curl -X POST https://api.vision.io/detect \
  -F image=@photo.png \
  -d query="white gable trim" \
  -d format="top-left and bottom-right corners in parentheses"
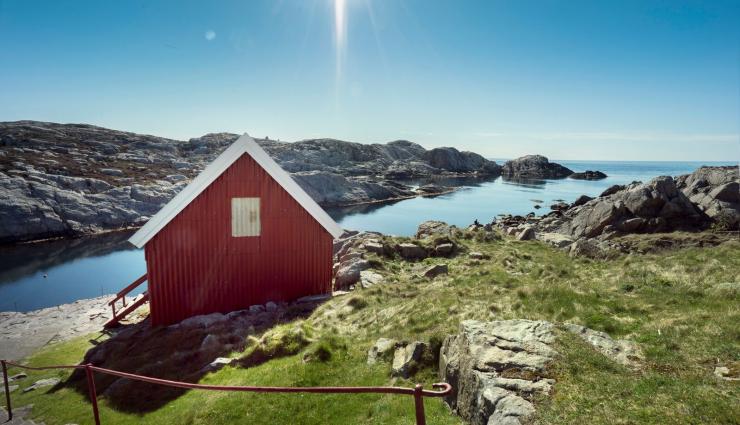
top-left (128, 133), bottom-right (343, 248)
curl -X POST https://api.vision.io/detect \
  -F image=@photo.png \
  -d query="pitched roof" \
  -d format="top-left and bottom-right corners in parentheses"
top-left (128, 134), bottom-right (344, 248)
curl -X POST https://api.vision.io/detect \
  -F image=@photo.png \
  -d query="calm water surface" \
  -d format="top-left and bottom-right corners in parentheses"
top-left (1, 160), bottom-right (735, 311)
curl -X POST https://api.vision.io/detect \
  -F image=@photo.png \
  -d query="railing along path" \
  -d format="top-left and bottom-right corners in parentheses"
top-left (1, 359), bottom-right (451, 425)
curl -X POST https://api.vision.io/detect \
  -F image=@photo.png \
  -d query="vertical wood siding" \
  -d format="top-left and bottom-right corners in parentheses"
top-left (144, 154), bottom-right (334, 326)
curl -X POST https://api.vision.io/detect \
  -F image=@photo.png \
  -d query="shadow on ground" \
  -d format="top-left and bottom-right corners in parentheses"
top-left (58, 299), bottom-right (325, 413)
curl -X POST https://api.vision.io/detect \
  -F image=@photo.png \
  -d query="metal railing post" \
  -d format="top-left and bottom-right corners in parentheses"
top-left (1, 360), bottom-right (12, 421)
top-left (85, 364), bottom-right (101, 425)
top-left (413, 384), bottom-right (426, 425)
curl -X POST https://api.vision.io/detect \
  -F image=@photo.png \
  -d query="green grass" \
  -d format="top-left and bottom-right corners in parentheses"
top-left (4, 232), bottom-right (739, 424)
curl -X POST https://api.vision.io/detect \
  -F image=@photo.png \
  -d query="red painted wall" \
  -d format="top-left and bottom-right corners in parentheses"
top-left (144, 154), bottom-right (334, 326)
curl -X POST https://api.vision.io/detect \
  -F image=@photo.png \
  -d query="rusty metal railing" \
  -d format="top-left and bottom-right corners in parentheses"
top-left (1, 359), bottom-right (451, 425)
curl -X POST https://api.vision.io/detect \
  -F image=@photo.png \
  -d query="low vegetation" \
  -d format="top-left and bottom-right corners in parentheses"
top-left (5, 231), bottom-right (739, 424)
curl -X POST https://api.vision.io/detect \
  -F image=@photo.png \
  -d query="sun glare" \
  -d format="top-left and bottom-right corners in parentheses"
top-left (334, 0), bottom-right (347, 49)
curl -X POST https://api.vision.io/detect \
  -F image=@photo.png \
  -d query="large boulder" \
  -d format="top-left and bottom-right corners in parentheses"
top-left (440, 320), bottom-right (557, 425)
top-left (675, 166), bottom-right (739, 229)
top-left (334, 258), bottom-right (370, 289)
top-left (416, 220), bottom-right (453, 239)
top-left (501, 155), bottom-right (573, 179)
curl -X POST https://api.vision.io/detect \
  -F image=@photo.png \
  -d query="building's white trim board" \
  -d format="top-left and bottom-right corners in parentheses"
top-left (128, 134), bottom-right (343, 248)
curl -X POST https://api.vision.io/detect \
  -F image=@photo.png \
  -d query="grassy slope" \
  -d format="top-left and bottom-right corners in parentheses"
top-left (4, 232), bottom-right (739, 425)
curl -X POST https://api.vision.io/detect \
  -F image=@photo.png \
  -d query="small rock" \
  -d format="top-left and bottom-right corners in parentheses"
top-left (572, 194), bottom-right (593, 207)
top-left (99, 168), bottom-right (124, 176)
top-left (392, 342), bottom-right (428, 378)
top-left (0, 385), bottom-right (18, 394)
top-left (9, 372), bottom-right (28, 382)
top-left (713, 365), bottom-right (739, 381)
top-left (339, 251), bottom-right (363, 264)
top-left (537, 232), bottom-right (574, 249)
top-left (367, 338), bottom-right (397, 365)
top-left (550, 201), bottom-right (570, 211)
top-left (469, 251), bottom-right (490, 260)
top-left (360, 270), bottom-right (384, 288)
top-left (296, 294), bottom-right (331, 304)
top-left (423, 264), bottom-right (448, 279)
top-left (208, 357), bottom-right (234, 370)
top-left (265, 301), bottom-right (278, 312)
top-left (569, 238), bottom-right (603, 258)
top-left (249, 304), bottom-right (265, 314)
top-left (517, 227), bottom-right (535, 241)
top-left (434, 243), bottom-right (454, 256)
top-left (22, 377), bottom-right (61, 393)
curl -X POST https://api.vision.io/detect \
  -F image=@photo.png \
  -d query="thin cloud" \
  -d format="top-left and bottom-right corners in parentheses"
top-left (205, 30), bottom-right (216, 41)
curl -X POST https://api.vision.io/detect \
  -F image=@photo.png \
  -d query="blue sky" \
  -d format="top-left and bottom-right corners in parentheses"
top-left (1, 0), bottom-right (738, 160)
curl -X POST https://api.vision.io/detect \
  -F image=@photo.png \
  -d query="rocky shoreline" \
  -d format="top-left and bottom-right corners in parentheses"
top-left (1, 121), bottom-right (509, 244)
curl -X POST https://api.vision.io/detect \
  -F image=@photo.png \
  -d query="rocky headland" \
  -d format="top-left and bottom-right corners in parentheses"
top-left (494, 165), bottom-right (739, 257)
top-left (0, 121), bottom-right (504, 244)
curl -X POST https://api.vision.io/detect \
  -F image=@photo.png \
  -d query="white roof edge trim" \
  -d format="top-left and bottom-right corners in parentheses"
top-left (242, 135), bottom-right (344, 239)
top-left (128, 133), bottom-right (343, 248)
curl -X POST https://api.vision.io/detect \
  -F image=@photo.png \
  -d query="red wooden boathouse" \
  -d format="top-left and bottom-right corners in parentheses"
top-left (112, 134), bottom-right (343, 326)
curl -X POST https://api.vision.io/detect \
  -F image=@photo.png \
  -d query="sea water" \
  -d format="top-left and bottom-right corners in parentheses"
top-left (0, 160), bottom-right (735, 311)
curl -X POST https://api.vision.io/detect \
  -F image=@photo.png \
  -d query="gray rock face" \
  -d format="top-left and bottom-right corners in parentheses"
top-left (675, 166), bottom-right (739, 229)
top-left (502, 155), bottom-right (573, 179)
top-left (0, 121), bottom-right (500, 243)
top-left (392, 341), bottom-right (429, 378)
top-left (440, 320), bottom-right (557, 425)
top-left (542, 176), bottom-right (708, 239)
